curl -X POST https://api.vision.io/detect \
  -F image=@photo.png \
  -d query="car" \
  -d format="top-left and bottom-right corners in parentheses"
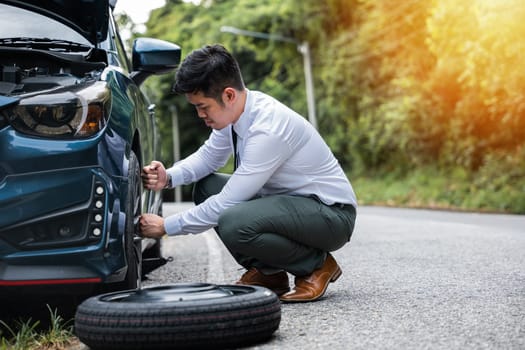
top-left (0, 0), bottom-right (181, 296)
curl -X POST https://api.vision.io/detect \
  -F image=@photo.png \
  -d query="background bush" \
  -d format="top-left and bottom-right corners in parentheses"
top-left (118, 0), bottom-right (525, 213)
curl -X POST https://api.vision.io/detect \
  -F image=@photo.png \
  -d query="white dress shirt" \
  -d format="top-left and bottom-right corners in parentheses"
top-left (164, 90), bottom-right (357, 235)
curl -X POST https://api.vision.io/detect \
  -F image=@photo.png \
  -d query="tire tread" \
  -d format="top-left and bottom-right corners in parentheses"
top-left (75, 284), bottom-right (281, 349)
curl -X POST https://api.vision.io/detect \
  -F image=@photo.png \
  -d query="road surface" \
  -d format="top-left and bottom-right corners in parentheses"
top-left (142, 203), bottom-right (525, 350)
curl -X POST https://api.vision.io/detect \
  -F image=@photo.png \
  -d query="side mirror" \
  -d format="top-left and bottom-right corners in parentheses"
top-left (130, 38), bottom-right (181, 85)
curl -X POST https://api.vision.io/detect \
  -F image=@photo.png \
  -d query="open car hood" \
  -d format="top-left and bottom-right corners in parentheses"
top-left (0, 0), bottom-right (110, 45)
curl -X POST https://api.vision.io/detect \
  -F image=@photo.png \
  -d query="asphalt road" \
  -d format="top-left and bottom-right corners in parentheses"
top-left (143, 203), bottom-right (525, 350)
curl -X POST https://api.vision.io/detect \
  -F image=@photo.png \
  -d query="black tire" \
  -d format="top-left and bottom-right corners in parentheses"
top-left (75, 283), bottom-right (281, 350)
top-left (110, 151), bottom-right (142, 291)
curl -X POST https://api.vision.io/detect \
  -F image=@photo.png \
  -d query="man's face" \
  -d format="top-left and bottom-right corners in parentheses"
top-left (186, 90), bottom-right (236, 130)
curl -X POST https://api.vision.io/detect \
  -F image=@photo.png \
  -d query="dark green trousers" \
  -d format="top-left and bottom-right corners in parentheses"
top-left (193, 173), bottom-right (356, 276)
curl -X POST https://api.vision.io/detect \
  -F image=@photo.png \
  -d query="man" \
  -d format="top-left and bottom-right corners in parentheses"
top-left (140, 44), bottom-right (357, 302)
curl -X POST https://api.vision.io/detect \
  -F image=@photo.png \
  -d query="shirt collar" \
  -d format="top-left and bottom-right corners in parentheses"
top-left (232, 89), bottom-right (252, 138)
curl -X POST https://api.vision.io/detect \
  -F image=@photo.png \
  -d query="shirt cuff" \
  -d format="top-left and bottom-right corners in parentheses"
top-left (164, 214), bottom-right (183, 236)
top-left (166, 167), bottom-right (185, 187)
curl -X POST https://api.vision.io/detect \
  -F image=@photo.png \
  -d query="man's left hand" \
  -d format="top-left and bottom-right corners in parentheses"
top-left (139, 214), bottom-right (166, 239)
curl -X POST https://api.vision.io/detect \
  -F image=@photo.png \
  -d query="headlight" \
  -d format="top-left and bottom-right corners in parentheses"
top-left (4, 82), bottom-right (110, 138)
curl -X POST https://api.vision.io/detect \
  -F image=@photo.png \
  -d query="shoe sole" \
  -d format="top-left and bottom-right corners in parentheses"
top-left (280, 266), bottom-right (342, 303)
top-left (236, 282), bottom-right (290, 296)
top-left (273, 287), bottom-right (291, 296)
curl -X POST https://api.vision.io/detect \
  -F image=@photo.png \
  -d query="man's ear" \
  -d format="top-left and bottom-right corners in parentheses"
top-left (222, 87), bottom-right (236, 104)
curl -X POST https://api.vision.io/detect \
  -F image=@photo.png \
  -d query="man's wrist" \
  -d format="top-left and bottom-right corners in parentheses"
top-left (164, 173), bottom-right (172, 189)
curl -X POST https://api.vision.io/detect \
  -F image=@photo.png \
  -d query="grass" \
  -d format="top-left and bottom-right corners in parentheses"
top-left (0, 305), bottom-right (77, 350)
top-left (351, 165), bottom-right (525, 214)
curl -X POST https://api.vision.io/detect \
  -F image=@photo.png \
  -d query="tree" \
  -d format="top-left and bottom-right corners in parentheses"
top-left (138, 0), bottom-right (525, 204)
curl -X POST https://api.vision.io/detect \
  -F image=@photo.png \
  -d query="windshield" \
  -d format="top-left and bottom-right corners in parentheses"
top-left (0, 4), bottom-right (91, 47)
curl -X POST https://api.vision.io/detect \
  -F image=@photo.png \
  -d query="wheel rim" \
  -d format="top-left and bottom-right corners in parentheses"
top-left (99, 283), bottom-right (247, 303)
top-left (132, 156), bottom-right (142, 230)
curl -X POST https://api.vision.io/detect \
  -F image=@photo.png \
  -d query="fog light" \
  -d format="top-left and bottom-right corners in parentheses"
top-left (58, 226), bottom-right (72, 237)
top-left (95, 200), bottom-right (103, 208)
top-left (96, 186), bottom-right (104, 195)
top-left (94, 214), bottom-right (103, 222)
top-left (92, 228), bottom-right (101, 236)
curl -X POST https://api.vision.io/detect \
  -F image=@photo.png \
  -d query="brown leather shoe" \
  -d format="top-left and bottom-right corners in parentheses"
top-left (236, 268), bottom-right (290, 296)
top-left (279, 253), bottom-right (342, 302)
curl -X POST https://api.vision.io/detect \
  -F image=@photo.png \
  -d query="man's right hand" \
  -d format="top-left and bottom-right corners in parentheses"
top-left (141, 161), bottom-right (168, 191)
top-left (139, 214), bottom-right (167, 238)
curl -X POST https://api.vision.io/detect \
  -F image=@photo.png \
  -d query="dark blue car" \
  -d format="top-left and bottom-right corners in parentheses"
top-left (0, 0), bottom-right (180, 295)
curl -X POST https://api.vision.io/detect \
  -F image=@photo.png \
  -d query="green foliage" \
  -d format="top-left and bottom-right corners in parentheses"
top-left (35, 305), bottom-right (74, 348)
top-left (129, 0), bottom-right (524, 210)
top-left (353, 162), bottom-right (525, 214)
top-left (0, 318), bottom-right (39, 350)
top-left (0, 306), bottom-right (74, 350)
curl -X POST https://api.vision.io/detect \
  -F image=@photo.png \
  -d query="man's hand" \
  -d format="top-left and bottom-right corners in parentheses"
top-left (139, 214), bottom-right (166, 239)
top-left (141, 161), bottom-right (168, 191)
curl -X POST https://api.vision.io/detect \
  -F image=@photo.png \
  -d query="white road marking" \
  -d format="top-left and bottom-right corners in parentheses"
top-left (203, 229), bottom-right (225, 284)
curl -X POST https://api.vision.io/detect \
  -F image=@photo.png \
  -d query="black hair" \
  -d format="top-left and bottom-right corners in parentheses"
top-left (172, 44), bottom-right (245, 103)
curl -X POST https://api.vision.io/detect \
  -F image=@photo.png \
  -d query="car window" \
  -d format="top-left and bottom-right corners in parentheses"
top-left (0, 4), bottom-right (91, 46)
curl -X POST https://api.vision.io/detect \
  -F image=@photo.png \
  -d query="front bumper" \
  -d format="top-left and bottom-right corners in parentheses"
top-left (0, 167), bottom-right (127, 286)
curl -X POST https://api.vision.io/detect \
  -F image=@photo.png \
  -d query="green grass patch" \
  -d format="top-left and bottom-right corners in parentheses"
top-left (351, 165), bottom-right (525, 214)
top-left (0, 306), bottom-right (76, 350)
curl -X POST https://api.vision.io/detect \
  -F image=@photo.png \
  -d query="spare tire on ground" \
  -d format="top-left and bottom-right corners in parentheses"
top-left (74, 283), bottom-right (281, 350)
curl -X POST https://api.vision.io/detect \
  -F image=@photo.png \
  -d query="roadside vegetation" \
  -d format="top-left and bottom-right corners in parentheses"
top-left (117, 0), bottom-right (524, 214)
top-left (0, 306), bottom-right (77, 350)
top-left (353, 163), bottom-right (525, 214)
